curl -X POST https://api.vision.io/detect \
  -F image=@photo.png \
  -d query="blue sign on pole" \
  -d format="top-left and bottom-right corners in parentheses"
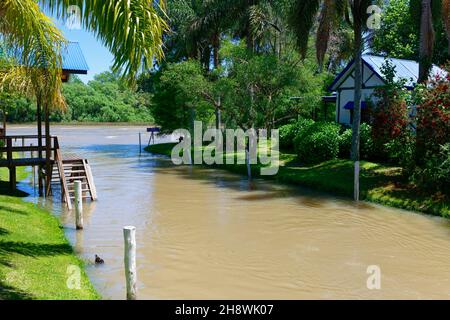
top-left (147, 127), bottom-right (161, 133)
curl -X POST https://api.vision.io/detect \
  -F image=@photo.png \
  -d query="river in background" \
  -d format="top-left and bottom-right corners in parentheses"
top-left (8, 125), bottom-right (450, 300)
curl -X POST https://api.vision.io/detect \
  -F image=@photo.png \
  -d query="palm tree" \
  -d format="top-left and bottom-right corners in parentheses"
top-left (0, 0), bottom-right (169, 108)
top-left (444, 0), bottom-right (450, 55)
top-left (412, 0), bottom-right (450, 82)
top-left (288, 0), bottom-right (374, 201)
top-left (418, 0), bottom-right (436, 83)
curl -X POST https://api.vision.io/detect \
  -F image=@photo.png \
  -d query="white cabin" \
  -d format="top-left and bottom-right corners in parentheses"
top-left (329, 55), bottom-right (446, 126)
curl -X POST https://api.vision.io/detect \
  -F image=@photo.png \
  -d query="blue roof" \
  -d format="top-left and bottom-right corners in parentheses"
top-left (330, 55), bottom-right (446, 91)
top-left (61, 42), bottom-right (89, 74)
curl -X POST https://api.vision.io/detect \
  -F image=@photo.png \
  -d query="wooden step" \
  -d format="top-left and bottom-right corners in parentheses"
top-left (69, 195), bottom-right (92, 199)
top-left (65, 176), bottom-right (87, 181)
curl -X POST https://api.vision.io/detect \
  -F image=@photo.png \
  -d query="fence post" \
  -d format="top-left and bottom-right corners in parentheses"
top-left (123, 226), bottom-right (137, 300)
top-left (74, 181), bottom-right (83, 230)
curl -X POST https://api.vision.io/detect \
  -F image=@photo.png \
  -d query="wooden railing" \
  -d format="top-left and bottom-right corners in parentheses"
top-left (0, 135), bottom-right (59, 165)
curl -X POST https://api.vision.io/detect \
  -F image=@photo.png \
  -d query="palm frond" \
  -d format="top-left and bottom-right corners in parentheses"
top-left (42, 0), bottom-right (170, 82)
top-left (287, 0), bottom-right (321, 59)
top-left (316, 0), bottom-right (336, 71)
top-left (0, 0), bottom-right (65, 108)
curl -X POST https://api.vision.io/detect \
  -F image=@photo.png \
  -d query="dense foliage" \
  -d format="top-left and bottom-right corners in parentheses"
top-left (411, 70), bottom-right (450, 193)
top-left (294, 121), bottom-right (341, 164)
top-left (1, 72), bottom-right (154, 123)
top-left (339, 124), bottom-right (374, 161)
top-left (371, 60), bottom-right (410, 159)
top-left (415, 71), bottom-right (450, 161)
top-left (372, 0), bottom-right (449, 66)
top-left (151, 60), bottom-right (213, 132)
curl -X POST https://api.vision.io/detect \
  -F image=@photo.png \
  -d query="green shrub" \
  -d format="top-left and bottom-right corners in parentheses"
top-left (295, 121), bottom-right (340, 164)
top-left (384, 131), bottom-right (415, 169)
top-left (279, 118), bottom-right (315, 151)
top-left (339, 123), bottom-right (374, 160)
top-left (412, 143), bottom-right (450, 195)
top-left (279, 123), bottom-right (296, 151)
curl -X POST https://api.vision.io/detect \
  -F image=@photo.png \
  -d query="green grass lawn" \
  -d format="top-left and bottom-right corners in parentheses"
top-left (0, 167), bottom-right (100, 300)
top-left (145, 143), bottom-right (450, 218)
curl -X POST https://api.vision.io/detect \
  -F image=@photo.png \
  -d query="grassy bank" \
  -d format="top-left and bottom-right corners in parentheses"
top-left (0, 168), bottom-right (100, 300)
top-left (145, 143), bottom-right (450, 218)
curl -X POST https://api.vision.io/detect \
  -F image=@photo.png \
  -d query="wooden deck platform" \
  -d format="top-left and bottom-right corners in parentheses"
top-left (1, 135), bottom-right (97, 209)
top-left (0, 157), bottom-right (48, 167)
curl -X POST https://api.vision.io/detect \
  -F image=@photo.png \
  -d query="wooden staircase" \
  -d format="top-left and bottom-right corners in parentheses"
top-left (46, 137), bottom-right (97, 210)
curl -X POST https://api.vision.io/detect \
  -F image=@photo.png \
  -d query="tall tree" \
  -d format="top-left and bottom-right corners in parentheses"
top-left (288, 0), bottom-right (374, 201)
top-left (411, 0), bottom-right (450, 82)
top-left (419, 0), bottom-right (436, 82)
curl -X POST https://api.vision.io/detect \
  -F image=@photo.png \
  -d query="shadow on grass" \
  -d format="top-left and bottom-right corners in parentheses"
top-left (0, 181), bottom-right (28, 198)
top-left (0, 241), bottom-right (72, 300)
top-left (0, 227), bottom-right (9, 236)
top-left (0, 241), bottom-right (72, 259)
top-left (0, 280), bottom-right (34, 300)
top-left (0, 204), bottom-right (32, 216)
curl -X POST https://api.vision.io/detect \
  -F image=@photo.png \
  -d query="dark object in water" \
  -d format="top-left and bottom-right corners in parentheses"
top-left (95, 254), bottom-right (104, 264)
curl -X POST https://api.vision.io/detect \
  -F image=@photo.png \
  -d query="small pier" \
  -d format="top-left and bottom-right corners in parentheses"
top-left (0, 135), bottom-right (97, 210)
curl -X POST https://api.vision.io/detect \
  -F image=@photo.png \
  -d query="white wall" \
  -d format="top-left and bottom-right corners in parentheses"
top-left (335, 63), bottom-right (385, 125)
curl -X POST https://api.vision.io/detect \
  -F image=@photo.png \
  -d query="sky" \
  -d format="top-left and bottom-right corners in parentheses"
top-left (50, 14), bottom-right (114, 83)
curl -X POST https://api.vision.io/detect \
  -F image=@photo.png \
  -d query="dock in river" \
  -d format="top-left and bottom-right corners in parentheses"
top-left (0, 135), bottom-right (97, 210)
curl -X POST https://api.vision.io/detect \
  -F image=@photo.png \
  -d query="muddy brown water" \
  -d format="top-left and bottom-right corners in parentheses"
top-left (8, 125), bottom-right (450, 300)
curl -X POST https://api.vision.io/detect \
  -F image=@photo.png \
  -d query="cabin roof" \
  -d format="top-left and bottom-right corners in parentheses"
top-left (329, 54), bottom-right (446, 91)
top-left (0, 41), bottom-right (88, 75)
top-left (61, 42), bottom-right (89, 74)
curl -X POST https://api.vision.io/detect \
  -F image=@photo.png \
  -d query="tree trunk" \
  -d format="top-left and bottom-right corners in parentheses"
top-left (351, 17), bottom-right (363, 201)
top-left (45, 103), bottom-right (52, 196)
top-left (36, 97), bottom-right (43, 196)
top-left (215, 97), bottom-right (221, 131)
top-left (419, 0), bottom-right (435, 83)
top-left (443, 0), bottom-right (450, 55)
top-left (212, 32), bottom-right (220, 69)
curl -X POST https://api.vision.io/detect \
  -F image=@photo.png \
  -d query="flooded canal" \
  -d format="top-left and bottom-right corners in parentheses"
top-left (9, 125), bottom-right (450, 299)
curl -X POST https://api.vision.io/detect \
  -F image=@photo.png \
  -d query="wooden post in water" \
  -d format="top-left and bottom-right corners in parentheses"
top-left (74, 181), bottom-right (83, 230)
top-left (245, 150), bottom-right (251, 180)
top-left (37, 99), bottom-right (43, 196)
top-left (139, 132), bottom-right (142, 155)
top-left (354, 161), bottom-right (360, 202)
top-left (30, 143), bottom-right (35, 187)
top-left (123, 226), bottom-right (137, 300)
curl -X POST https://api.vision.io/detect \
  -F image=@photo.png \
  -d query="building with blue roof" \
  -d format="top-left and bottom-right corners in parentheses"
top-left (61, 42), bottom-right (89, 82)
top-left (328, 55), bottom-right (446, 126)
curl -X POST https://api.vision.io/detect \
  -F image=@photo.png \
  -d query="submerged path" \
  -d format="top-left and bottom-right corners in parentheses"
top-left (9, 125), bottom-right (450, 300)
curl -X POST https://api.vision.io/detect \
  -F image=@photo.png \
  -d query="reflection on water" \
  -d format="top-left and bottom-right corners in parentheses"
top-left (9, 125), bottom-right (450, 300)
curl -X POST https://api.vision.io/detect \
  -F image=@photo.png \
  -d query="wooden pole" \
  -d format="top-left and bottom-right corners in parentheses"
top-left (31, 143), bottom-right (35, 187)
top-left (354, 161), bottom-right (360, 201)
top-left (9, 166), bottom-right (16, 190)
top-left (123, 226), bottom-right (137, 300)
top-left (139, 132), bottom-right (142, 155)
top-left (37, 100), bottom-right (43, 196)
top-left (245, 150), bottom-right (251, 180)
top-left (45, 103), bottom-right (52, 196)
top-left (74, 180), bottom-right (83, 230)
